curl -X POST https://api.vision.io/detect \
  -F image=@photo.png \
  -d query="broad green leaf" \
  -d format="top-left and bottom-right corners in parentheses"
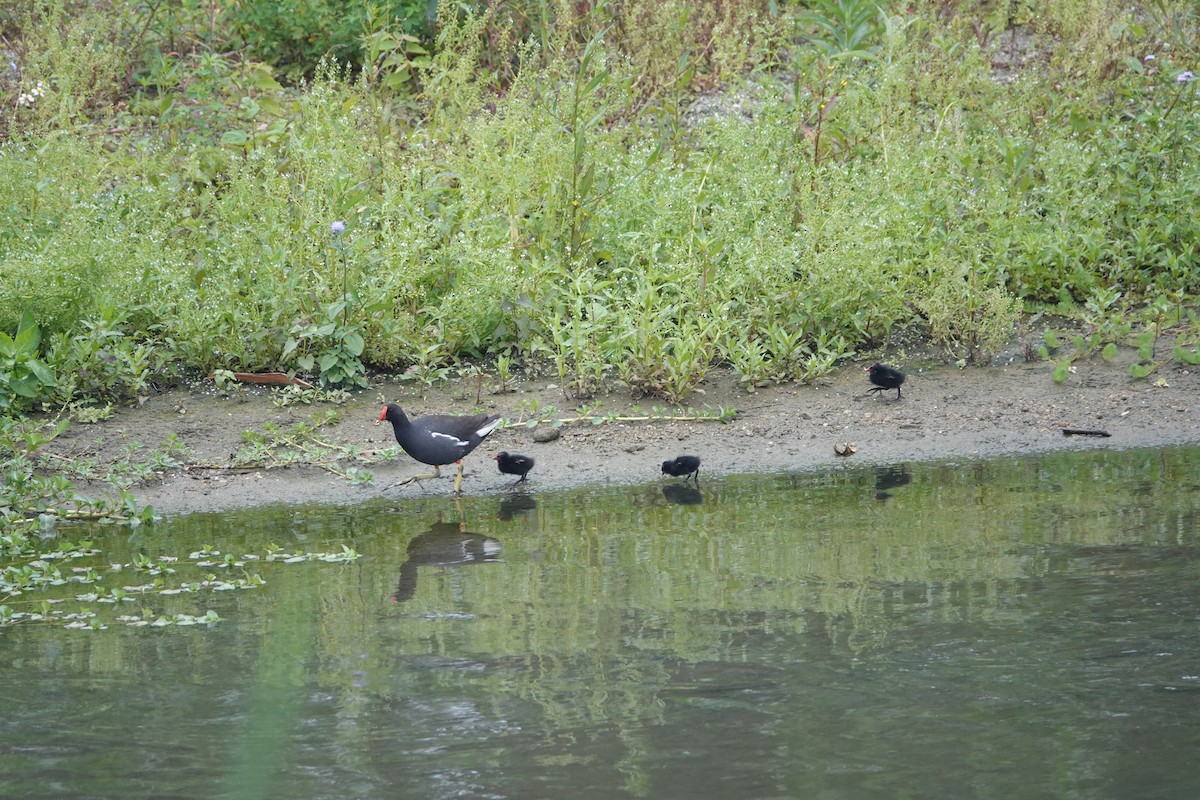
top-left (14, 312), bottom-right (41, 353)
top-left (17, 309), bottom-right (38, 337)
top-left (10, 375), bottom-right (37, 397)
top-left (27, 360), bottom-right (56, 386)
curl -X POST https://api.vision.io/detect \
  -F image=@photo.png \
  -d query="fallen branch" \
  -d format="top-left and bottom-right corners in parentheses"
top-left (183, 464), bottom-right (269, 472)
top-left (1060, 428), bottom-right (1112, 438)
top-left (506, 406), bottom-right (737, 428)
top-left (206, 371), bottom-right (314, 389)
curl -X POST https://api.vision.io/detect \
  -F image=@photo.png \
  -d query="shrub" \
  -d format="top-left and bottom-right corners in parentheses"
top-left (920, 266), bottom-right (1023, 365)
top-left (46, 307), bottom-right (156, 405)
top-left (0, 312), bottom-right (56, 413)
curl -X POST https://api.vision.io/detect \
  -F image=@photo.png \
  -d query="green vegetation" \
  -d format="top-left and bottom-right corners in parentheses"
top-left (0, 410), bottom-right (362, 631)
top-left (2, 1), bottom-right (1199, 544)
top-left (3, 0), bottom-right (1198, 409)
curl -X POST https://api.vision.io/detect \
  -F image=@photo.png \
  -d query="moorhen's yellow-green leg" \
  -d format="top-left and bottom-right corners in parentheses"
top-left (392, 464), bottom-right (441, 489)
top-left (453, 460), bottom-right (464, 494)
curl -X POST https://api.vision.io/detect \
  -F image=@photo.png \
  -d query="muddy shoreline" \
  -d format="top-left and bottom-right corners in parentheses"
top-left (48, 348), bottom-right (1200, 517)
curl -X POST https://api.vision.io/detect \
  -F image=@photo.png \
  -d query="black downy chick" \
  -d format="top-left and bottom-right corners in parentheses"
top-left (661, 455), bottom-right (701, 484)
top-left (866, 364), bottom-right (906, 399)
top-left (494, 451), bottom-right (535, 484)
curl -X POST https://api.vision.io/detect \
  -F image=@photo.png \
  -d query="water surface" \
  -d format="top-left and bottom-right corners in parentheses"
top-left (2, 447), bottom-right (1199, 799)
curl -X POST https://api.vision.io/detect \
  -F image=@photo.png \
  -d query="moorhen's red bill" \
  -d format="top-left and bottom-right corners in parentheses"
top-left (377, 403), bottom-right (501, 492)
top-left (494, 451), bottom-right (534, 484)
top-left (866, 363), bottom-right (906, 399)
top-left (661, 455), bottom-right (701, 484)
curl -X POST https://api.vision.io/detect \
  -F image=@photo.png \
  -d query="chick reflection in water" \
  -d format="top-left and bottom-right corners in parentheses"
top-left (662, 483), bottom-right (703, 505)
top-left (497, 492), bottom-right (537, 521)
top-left (390, 520), bottom-right (503, 604)
top-left (874, 464), bottom-right (912, 501)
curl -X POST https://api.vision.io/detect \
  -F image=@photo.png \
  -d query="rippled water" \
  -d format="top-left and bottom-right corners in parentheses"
top-left (2, 447), bottom-right (1199, 799)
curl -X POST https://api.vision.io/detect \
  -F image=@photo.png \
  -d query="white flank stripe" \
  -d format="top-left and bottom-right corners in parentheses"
top-left (431, 432), bottom-right (469, 447)
top-left (477, 419), bottom-right (501, 437)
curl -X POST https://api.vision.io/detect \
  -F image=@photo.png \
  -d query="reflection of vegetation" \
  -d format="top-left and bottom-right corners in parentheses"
top-left (6, 447), bottom-right (1200, 792)
top-left (385, 448), bottom-right (1200, 658)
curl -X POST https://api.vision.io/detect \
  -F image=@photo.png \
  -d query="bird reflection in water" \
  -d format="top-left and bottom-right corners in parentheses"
top-left (497, 492), bottom-right (537, 521)
top-left (390, 520), bottom-right (502, 604)
top-left (662, 483), bottom-right (703, 505)
top-left (874, 464), bottom-right (912, 501)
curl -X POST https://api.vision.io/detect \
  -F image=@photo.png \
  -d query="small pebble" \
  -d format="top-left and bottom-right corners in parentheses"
top-left (533, 426), bottom-right (561, 443)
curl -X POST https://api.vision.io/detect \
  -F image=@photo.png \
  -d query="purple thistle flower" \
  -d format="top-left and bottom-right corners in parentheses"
top-left (331, 220), bottom-right (347, 235)
top-left (1178, 71), bottom-right (1195, 83)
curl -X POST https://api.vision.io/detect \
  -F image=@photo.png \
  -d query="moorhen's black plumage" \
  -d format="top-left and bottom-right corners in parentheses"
top-left (493, 451), bottom-right (534, 484)
top-left (377, 403), bottom-right (501, 492)
top-left (661, 455), bottom-right (701, 484)
top-left (866, 363), bottom-right (906, 399)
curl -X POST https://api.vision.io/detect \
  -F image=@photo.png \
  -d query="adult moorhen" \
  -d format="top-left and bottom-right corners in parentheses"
top-left (866, 363), bottom-right (906, 399)
top-left (377, 403), bottom-right (501, 493)
top-left (494, 451), bottom-right (535, 484)
top-left (661, 455), bottom-right (701, 484)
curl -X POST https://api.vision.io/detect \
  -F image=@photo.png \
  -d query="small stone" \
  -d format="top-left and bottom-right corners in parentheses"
top-left (533, 426), bottom-right (561, 443)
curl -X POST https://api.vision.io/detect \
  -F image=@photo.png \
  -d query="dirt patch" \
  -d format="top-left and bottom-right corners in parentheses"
top-left (45, 345), bottom-right (1200, 517)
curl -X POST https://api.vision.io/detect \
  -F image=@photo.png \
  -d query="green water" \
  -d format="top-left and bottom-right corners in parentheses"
top-left (2, 447), bottom-right (1199, 799)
